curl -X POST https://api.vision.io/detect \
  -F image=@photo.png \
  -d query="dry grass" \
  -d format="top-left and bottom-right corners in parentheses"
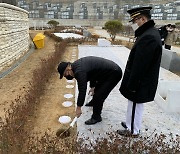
top-left (112, 39), bottom-right (134, 49)
top-left (0, 40), bottom-right (67, 153)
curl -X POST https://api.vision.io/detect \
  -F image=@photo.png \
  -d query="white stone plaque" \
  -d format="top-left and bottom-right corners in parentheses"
top-left (64, 94), bottom-right (73, 99)
top-left (67, 80), bottom-right (74, 83)
top-left (66, 85), bottom-right (74, 89)
top-left (62, 101), bottom-right (73, 107)
top-left (58, 116), bottom-right (71, 124)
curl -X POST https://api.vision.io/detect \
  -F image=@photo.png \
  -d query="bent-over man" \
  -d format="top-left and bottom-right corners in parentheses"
top-left (57, 56), bottom-right (122, 125)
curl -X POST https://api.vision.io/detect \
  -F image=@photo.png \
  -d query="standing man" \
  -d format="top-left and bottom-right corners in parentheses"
top-left (164, 24), bottom-right (176, 50)
top-left (118, 7), bottom-right (162, 137)
top-left (57, 56), bottom-right (122, 125)
top-left (158, 24), bottom-right (170, 45)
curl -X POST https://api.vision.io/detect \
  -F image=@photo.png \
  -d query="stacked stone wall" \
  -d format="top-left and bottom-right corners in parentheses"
top-left (0, 3), bottom-right (29, 71)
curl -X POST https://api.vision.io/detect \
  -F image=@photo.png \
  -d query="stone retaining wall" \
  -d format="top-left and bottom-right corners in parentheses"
top-left (0, 3), bottom-right (29, 71)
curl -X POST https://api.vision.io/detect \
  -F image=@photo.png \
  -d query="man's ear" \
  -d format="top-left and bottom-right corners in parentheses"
top-left (66, 65), bottom-right (72, 70)
top-left (142, 15), bottom-right (148, 23)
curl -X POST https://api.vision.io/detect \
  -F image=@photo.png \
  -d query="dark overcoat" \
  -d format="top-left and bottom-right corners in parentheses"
top-left (120, 20), bottom-right (162, 103)
top-left (72, 56), bottom-right (122, 106)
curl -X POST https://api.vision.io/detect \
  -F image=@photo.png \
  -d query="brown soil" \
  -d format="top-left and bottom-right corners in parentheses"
top-left (0, 30), bottom-right (77, 137)
top-left (28, 44), bottom-right (78, 137)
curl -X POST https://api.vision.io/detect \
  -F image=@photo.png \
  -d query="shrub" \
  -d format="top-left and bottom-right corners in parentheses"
top-left (47, 20), bottom-right (59, 29)
top-left (104, 20), bottom-right (123, 41)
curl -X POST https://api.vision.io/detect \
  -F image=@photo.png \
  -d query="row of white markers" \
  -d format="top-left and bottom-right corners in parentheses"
top-left (58, 50), bottom-right (77, 124)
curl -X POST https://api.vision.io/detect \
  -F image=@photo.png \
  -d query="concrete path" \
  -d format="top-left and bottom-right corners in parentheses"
top-left (88, 28), bottom-right (180, 54)
top-left (76, 45), bottom-right (180, 143)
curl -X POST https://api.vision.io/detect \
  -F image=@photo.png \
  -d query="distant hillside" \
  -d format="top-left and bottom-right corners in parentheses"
top-left (25, 0), bottom-right (79, 3)
top-left (25, 0), bottom-right (174, 5)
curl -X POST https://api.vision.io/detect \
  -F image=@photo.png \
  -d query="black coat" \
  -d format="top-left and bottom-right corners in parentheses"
top-left (158, 25), bottom-right (168, 45)
top-left (158, 25), bottom-right (168, 40)
top-left (72, 56), bottom-right (122, 106)
top-left (120, 20), bottom-right (162, 103)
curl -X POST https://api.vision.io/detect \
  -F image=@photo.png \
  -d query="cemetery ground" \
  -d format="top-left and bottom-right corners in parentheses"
top-left (0, 29), bottom-right (137, 153)
top-left (0, 30), bottom-right (78, 141)
top-left (0, 29), bottom-right (179, 153)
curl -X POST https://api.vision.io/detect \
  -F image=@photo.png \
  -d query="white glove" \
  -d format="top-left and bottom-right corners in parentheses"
top-left (88, 87), bottom-right (95, 96)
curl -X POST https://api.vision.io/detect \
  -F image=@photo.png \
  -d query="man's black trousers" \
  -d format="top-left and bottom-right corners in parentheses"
top-left (91, 69), bottom-right (122, 120)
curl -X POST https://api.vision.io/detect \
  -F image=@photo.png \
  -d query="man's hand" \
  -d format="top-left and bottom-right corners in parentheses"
top-left (76, 106), bottom-right (82, 118)
top-left (88, 87), bottom-right (95, 96)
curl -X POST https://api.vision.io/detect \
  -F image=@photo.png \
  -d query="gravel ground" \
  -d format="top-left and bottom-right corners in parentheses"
top-left (76, 44), bottom-right (180, 143)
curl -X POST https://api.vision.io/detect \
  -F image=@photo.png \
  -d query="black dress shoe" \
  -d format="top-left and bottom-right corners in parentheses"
top-left (117, 129), bottom-right (139, 138)
top-left (85, 118), bottom-right (102, 125)
top-left (85, 102), bottom-right (93, 107)
top-left (121, 121), bottom-right (128, 129)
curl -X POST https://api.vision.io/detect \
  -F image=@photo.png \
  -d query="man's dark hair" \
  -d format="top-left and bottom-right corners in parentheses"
top-left (167, 24), bottom-right (172, 27)
top-left (142, 13), bottom-right (151, 20)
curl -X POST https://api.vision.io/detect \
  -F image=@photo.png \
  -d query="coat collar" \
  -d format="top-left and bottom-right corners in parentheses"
top-left (135, 20), bottom-right (155, 37)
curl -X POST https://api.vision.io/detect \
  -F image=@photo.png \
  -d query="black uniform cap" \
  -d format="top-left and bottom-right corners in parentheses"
top-left (57, 62), bottom-right (69, 79)
top-left (127, 6), bottom-right (152, 22)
